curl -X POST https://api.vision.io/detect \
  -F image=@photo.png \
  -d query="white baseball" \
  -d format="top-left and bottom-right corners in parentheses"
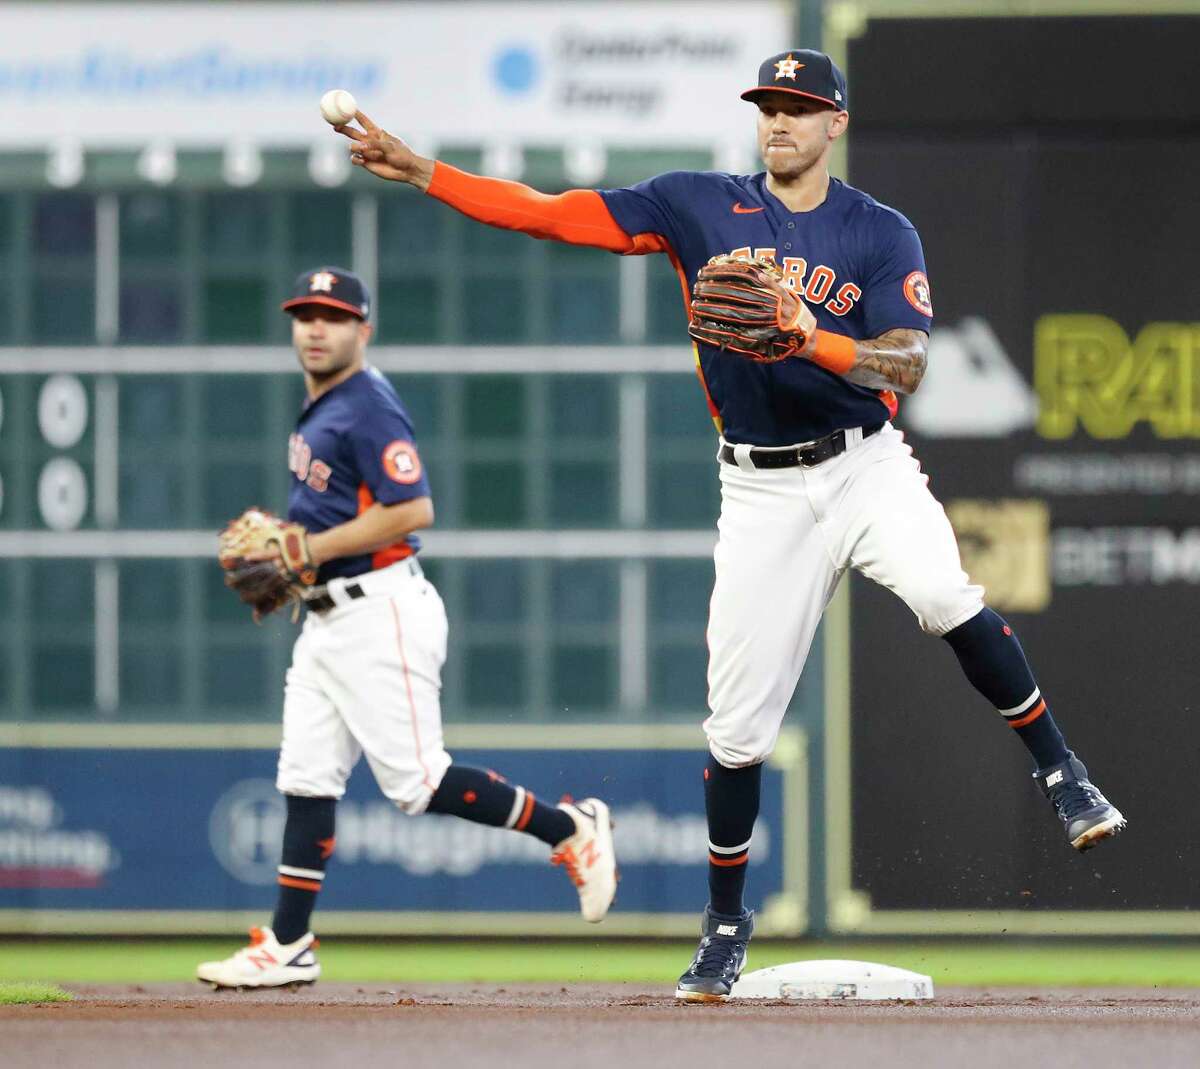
top-left (319, 89), bottom-right (358, 126)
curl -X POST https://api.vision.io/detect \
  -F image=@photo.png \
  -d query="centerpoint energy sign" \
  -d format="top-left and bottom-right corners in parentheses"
top-left (0, 1), bottom-right (787, 148)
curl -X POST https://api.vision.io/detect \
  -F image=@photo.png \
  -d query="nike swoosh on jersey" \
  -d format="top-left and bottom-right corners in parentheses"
top-left (731, 203), bottom-right (766, 214)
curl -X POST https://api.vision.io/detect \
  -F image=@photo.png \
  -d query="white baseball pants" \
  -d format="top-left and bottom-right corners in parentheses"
top-left (276, 559), bottom-right (453, 814)
top-left (704, 423), bottom-right (984, 768)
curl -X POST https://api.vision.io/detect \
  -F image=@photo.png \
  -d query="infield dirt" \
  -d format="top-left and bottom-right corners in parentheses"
top-left (3, 984), bottom-right (1199, 1068)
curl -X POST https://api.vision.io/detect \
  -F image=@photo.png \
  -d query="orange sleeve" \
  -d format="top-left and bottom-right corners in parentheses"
top-left (426, 161), bottom-right (668, 255)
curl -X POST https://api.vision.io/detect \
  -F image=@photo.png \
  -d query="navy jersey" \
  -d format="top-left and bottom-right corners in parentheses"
top-left (598, 171), bottom-right (933, 446)
top-left (287, 366), bottom-right (431, 582)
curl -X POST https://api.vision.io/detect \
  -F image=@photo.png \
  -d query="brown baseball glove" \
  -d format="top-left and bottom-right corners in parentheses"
top-left (688, 254), bottom-right (817, 362)
top-left (217, 508), bottom-right (318, 622)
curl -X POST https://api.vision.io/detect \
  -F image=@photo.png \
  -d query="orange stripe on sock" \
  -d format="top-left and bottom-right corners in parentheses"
top-left (1009, 699), bottom-right (1047, 729)
top-left (709, 852), bottom-right (749, 867)
top-left (515, 791), bottom-right (536, 831)
top-left (278, 876), bottom-right (323, 892)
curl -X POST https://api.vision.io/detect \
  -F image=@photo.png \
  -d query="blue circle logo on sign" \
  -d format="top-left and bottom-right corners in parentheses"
top-left (493, 46), bottom-right (538, 95)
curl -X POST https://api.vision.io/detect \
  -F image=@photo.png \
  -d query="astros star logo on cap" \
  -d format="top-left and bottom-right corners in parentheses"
top-left (309, 271), bottom-right (337, 293)
top-left (773, 54), bottom-right (804, 80)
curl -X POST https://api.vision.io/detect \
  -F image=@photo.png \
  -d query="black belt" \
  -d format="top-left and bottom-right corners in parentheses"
top-left (304, 558), bottom-right (422, 614)
top-left (304, 582), bottom-right (365, 614)
top-left (719, 423), bottom-right (883, 470)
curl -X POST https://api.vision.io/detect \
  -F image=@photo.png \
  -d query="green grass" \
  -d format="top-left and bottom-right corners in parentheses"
top-left (0, 981), bottom-right (74, 1005)
top-left (1, 940), bottom-right (1198, 987)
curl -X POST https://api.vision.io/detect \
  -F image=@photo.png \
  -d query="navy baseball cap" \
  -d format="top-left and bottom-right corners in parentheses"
top-left (281, 266), bottom-right (371, 320)
top-left (741, 49), bottom-right (847, 111)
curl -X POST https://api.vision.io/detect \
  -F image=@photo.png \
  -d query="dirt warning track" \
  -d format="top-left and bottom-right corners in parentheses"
top-left (3, 984), bottom-right (1198, 1069)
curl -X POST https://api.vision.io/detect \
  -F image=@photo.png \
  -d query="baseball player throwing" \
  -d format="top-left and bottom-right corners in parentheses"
top-left (197, 268), bottom-right (617, 990)
top-left (336, 48), bottom-right (1125, 1001)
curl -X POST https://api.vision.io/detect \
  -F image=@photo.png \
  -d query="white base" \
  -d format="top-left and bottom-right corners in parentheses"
top-left (730, 959), bottom-right (934, 1001)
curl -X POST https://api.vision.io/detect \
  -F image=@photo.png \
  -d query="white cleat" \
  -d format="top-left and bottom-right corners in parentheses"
top-left (552, 798), bottom-right (618, 923)
top-left (196, 927), bottom-right (320, 990)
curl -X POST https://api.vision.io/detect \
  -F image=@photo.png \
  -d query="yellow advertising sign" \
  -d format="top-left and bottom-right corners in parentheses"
top-left (1035, 315), bottom-right (1200, 439)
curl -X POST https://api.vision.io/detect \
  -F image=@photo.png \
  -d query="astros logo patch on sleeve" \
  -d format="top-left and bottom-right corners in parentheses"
top-left (382, 439), bottom-right (422, 484)
top-left (903, 271), bottom-right (933, 316)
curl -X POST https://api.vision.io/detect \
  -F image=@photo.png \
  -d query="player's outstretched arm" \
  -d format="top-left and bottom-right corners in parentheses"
top-left (841, 328), bottom-right (928, 394)
top-left (334, 111), bottom-right (659, 254)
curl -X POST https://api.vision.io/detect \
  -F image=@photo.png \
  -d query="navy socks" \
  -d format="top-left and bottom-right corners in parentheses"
top-left (271, 794), bottom-right (336, 945)
top-left (704, 756), bottom-right (761, 917)
top-left (942, 607), bottom-right (1069, 769)
top-left (427, 764), bottom-right (576, 847)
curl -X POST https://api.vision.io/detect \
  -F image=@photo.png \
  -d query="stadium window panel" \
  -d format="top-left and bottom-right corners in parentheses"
top-left (119, 278), bottom-right (184, 342)
top-left (0, 194), bottom-right (11, 342)
top-left (120, 377), bottom-right (184, 445)
top-left (203, 462), bottom-right (268, 529)
top-left (119, 192), bottom-right (182, 258)
top-left (204, 191), bottom-right (272, 257)
top-left (0, 192), bottom-right (11, 252)
top-left (464, 643), bottom-right (528, 710)
top-left (119, 458), bottom-right (186, 529)
top-left (31, 644), bottom-right (93, 711)
top-left (32, 273), bottom-right (94, 342)
top-left (551, 643), bottom-right (616, 713)
top-left (645, 255), bottom-right (689, 343)
top-left (120, 642), bottom-right (183, 708)
top-left (32, 194), bottom-right (96, 341)
top-left (462, 274), bottom-right (526, 342)
top-left (464, 376), bottom-right (526, 439)
top-left (202, 276), bottom-right (270, 343)
top-left (377, 190), bottom-right (443, 266)
top-left (201, 376), bottom-right (270, 441)
top-left (119, 560), bottom-right (184, 628)
top-left (647, 459), bottom-right (720, 528)
top-left (375, 277), bottom-right (440, 343)
top-left (548, 459), bottom-right (615, 526)
top-left (550, 561), bottom-right (618, 624)
top-left (548, 376), bottom-right (617, 439)
top-left (464, 559), bottom-right (525, 625)
top-left (647, 378), bottom-right (713, 441)
top-left (648, 559), bottom-right (713, 625)
top-left (286, 192), bottom-right (352, 265)
top-left (548, 276), bottom-right (619, 344)
top-left (202, 643), bottom-right (269, 708)
top-left (31, 560), bottom-right (93, 626)
top-left (650, 642), bottom-right (708, 713)
top-left (34, 192), bottom-right (95, 255)
top-left (462, 461), bottom-right (526, 527)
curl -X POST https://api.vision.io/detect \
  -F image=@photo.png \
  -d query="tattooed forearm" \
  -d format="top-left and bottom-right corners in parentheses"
top-left (843, 328), bottom-right (928, 394)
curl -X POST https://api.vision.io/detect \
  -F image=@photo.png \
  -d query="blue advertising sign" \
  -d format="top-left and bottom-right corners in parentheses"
top-left (0, 727), bottom-right (807, 936)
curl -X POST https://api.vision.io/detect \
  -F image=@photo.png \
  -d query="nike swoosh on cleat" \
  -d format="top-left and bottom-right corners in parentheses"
top-left (732, 204), bottom-right (765, 214)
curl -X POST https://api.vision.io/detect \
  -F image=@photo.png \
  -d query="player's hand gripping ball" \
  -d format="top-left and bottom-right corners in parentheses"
top-left (218, 508), bottom-right (318, 623)
top-left (688, 255), bottom-right (818, 363)
top-left (320, 89), bottom-right (358, 126)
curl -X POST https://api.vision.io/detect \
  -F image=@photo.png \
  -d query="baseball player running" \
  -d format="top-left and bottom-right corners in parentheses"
top-left (335, 47), bottom-right (1125, 1001)
top-left (197, 268), bottom-right (617, 990)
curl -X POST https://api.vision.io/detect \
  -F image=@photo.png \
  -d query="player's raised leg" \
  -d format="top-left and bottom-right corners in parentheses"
top-left (426, 766), bottom-right (617, 922)
top-left (677, 460), bottom-right (839, 1001)
top-left (839, 426), bottom-right (1125, 851)
top-left (323, 578), bottom-right (617, 922)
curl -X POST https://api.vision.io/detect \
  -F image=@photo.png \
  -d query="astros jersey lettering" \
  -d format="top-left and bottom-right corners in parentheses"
top-left (599, 172), bottom-right (933, 445)
top-left (287, 365), bottom-right (429, 581)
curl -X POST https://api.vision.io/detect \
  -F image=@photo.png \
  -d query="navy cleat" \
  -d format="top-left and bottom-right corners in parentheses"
top-left (1035, 752), bottom-right (1126, 851)
top-left (675, 907), bottom-right (754, 1002)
